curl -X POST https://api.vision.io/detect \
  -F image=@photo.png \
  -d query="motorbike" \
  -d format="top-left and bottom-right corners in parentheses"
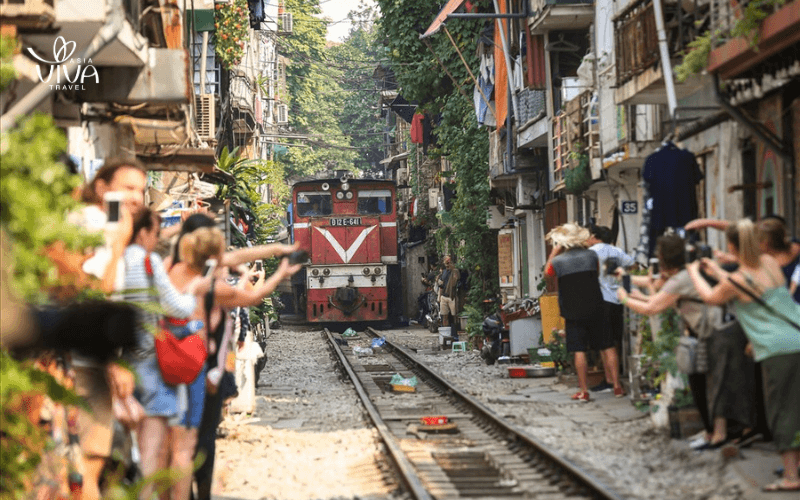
top-left (417, 272), bottom-right (440, 333)
top-left (480, 298), bottom-right (511, 365)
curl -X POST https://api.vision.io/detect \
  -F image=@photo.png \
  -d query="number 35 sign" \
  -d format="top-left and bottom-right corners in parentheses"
top-left (621, 201), bottom-right (638, 214)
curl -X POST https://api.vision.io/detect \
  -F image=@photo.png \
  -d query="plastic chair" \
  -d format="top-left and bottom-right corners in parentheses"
top-left (451, 341), bottom-right (467, 352)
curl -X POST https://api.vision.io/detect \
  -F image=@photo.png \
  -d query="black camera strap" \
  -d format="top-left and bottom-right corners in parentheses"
top-left (727, 277), bottom-right (800, 331)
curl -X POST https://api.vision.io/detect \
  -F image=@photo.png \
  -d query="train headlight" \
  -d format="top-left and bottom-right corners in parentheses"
top-left (311, 269), bottom-right (320, 276)
top-left (362, 267), bottom-right (371, 276)
top-left (345, 191), bottom-right (354, 200)
top-left (374, 267), bottom-right (382, 275)
top-left (341, 182), bottom-right (349, 191)
top-left (336, 191), bottom-right (344, 200)
top-left (322, 268), bottom-right (331, 276)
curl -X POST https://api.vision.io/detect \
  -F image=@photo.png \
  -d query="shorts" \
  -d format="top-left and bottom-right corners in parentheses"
top-left (73, 366), bottom-right (114, 458)
top-left (169, 323), bottom-right (207, 428)
top-left (601, 302), bottom-right (624, 345)
top-left (132, 355), bottom-right (178, 418)
top-left (178, 365), bottom-right (207, 428)
top-left (565, 314), bottom-right (612, 353)
top-left (439, 296), bottom-right (457, 316)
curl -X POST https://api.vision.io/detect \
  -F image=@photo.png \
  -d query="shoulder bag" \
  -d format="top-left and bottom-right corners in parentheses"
top-left (144, 255), bottom-right (208, 386)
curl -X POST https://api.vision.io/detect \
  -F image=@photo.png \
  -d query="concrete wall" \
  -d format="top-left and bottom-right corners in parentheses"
top-left (403, 243), bottom-right (430, 321)
top-left (679, 120), bottom-right (745, 251)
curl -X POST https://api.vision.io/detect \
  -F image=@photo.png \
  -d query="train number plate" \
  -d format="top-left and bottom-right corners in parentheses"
top-left (329, 217), bottom-right (362, 227)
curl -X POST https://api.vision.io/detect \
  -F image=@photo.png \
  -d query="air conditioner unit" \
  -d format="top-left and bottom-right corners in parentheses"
top-left (276, 103), bottom-right (288, 124)
top-left (196, 94), bottom-right (216, 141)
top-left (280, 12), bottom-right (293, 33)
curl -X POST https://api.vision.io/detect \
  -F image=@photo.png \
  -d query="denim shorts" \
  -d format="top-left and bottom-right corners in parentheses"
top-left (132, 354), bottom-right (178, 418)
top-left (169, 323), bottom-right (207, 428)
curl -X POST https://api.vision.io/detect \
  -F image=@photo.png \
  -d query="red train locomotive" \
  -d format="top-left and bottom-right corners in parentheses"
top-left (290, 176), bottom-right (398, 323)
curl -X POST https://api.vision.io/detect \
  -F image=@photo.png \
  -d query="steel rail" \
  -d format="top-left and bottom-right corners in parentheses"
top-left (323, 329), bottom-right (433, 500)
top-left (366, 327), bottom-right (626, 500)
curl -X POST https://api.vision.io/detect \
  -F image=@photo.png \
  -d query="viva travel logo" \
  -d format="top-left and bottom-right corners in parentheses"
top-left (28, 37), bottom-right (99, 90)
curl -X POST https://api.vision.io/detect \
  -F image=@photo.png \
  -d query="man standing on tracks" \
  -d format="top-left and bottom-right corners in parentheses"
top-left (544, 223), bottom-right (607, 402)
top-left (438, 255), bottom-right (460, 339)
top-left (586, 225), bottom-right (629, 397)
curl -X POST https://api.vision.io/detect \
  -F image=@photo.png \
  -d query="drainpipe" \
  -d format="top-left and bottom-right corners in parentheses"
top-left (0, 0), bottom-right (126, 133)
top-left (651, 0), bottom-right (677, 124)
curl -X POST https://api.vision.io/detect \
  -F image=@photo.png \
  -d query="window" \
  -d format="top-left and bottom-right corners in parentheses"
top-left (357, 190), bottom-right (392, 215)
top-left (296, 192), bottom-right (332, 216)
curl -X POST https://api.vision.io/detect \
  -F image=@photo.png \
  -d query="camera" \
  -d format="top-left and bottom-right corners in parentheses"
top-left (605, 257), bottom-right (620, 276)
top-left (685, 232), bottom-right (713, 263)
top-left (288, 250), bottom-right (309, 265)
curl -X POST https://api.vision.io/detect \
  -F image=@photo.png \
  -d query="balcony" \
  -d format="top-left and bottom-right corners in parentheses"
top-left (551, 91), bottom-right (599, 189)
top-left (516, 88), bottom-right (548, 148)
top-left (528, 0), bottom-right (595, 33)
top-left (0, 0), bottom-right (55, 29)
top-left (613, 0), bottom-right (705, 105)
top-left (707, 0), bottom-right (800, 80)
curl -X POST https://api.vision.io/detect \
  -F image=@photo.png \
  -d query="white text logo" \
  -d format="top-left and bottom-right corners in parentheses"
top-left (28, 37), bottom-right (99, 90)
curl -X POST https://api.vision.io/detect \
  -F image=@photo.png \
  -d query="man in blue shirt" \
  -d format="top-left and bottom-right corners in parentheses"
top-left (588, 226), bottom-right (633, 395)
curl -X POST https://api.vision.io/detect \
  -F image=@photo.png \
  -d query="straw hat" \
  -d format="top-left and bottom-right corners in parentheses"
top-left (546, 222), bottom-right (591, 249)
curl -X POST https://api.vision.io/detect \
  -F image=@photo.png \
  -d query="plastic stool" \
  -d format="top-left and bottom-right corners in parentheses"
top-left (451, 341), bottom-right (467, 352)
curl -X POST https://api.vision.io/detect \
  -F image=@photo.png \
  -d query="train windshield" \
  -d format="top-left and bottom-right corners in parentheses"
top-left (296, 192), bottom-right (332, 216)
top-left (357, 190), bottom-right (392, 215)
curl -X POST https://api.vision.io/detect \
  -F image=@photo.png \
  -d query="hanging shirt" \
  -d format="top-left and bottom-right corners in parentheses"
top-left (642, 143), bottom-right (702, 257)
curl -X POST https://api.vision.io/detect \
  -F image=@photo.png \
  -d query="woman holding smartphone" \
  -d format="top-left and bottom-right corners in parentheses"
top-left (164, 221), bottom-right (302, 500)
top-left (616, 234), bottom-right (755, 450)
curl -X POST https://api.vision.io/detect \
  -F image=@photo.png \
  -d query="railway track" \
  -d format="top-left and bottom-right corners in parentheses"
top-left (325, 327), bottom-right (625, 500)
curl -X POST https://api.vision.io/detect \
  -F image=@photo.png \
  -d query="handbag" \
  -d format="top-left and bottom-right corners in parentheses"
top-left (675, 335), bottom-right (700, 374)
top-left (143, 255), bottom-right (207, 385)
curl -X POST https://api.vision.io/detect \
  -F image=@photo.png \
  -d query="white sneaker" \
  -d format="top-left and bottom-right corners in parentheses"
top-left (689, 436), bottom-right (708, 450)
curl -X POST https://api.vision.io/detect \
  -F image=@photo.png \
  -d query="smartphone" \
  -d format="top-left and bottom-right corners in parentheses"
top-left (104, 192), bottom-right (123, 224)
top-left (255, 261), bottom-right (263, 272)
top-left (202, 258), bottom-right (217, 278)
top-left (649, 257), bottom-right (660, 279)
top-left (288, 250), bottom-right (309, 265)
top-left (622, 274), bottom-right (632, 293)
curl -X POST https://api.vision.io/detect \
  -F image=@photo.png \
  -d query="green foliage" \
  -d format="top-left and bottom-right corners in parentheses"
top-left (675, 0), bottom-right (786, 80)
top-left (377, 0), bottom-right (497, 310)
top-left (0, 114), bottom-right (102, 301)
top-left (563, 152), bottom-right (591, 195)
top-left (539, 329), bottom-right (570, 372)
top-left (214, 0), bottom-right (250, 69)
top-left (0, 350), bottom-right (83, 498)
top-left (1, 34), bottom-right (18, 92)
top-left (639, 309), bottom-right (682, 389)
top-left (674, 31), bottom-right (713, 83)
top-left (215, 147), bottom-right (289, 245)
top-left (277, 0), bottom-right (357, 177)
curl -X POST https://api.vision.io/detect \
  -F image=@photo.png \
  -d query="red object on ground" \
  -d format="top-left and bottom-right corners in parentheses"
top-left (421, 416), bottom-right (448, 425)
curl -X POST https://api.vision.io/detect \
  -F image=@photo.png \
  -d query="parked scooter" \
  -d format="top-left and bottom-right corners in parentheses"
top-left (417, 271), bottom-right (440, 333)
top-left (480, 298), bottom-right (511, 365)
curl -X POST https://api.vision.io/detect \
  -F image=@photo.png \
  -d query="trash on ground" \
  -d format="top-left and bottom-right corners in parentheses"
top-left (342, 328), bottom-right (358, 337)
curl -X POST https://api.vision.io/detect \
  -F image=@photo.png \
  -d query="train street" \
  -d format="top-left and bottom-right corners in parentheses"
top-left (2, 0), bottom-right (799, 498)
top-left (210, 324), bottom-right (789, 500)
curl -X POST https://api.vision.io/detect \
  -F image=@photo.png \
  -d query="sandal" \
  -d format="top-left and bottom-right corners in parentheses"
top-left (762, 480), bottom-right (800, 493)
top-left (571, 391), bottom-right (590, 402)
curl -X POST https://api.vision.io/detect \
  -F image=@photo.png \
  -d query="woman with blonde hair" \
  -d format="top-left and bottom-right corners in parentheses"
top-left (687, 219), bottom-right (800, 493)
top-left (162, 223), bottom-right (301, 500)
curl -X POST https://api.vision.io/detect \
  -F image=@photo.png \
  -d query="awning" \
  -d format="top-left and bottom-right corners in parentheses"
top-left (379, 151), bottom-right (410, 165)
top-left (421, 0), bottom-right (467, 39)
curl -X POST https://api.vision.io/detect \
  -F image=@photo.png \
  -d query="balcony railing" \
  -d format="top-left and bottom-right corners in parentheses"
top-left (614, 0), bottom-right (701, 86)
top-left (551, 91), bottom-right (598, 187)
